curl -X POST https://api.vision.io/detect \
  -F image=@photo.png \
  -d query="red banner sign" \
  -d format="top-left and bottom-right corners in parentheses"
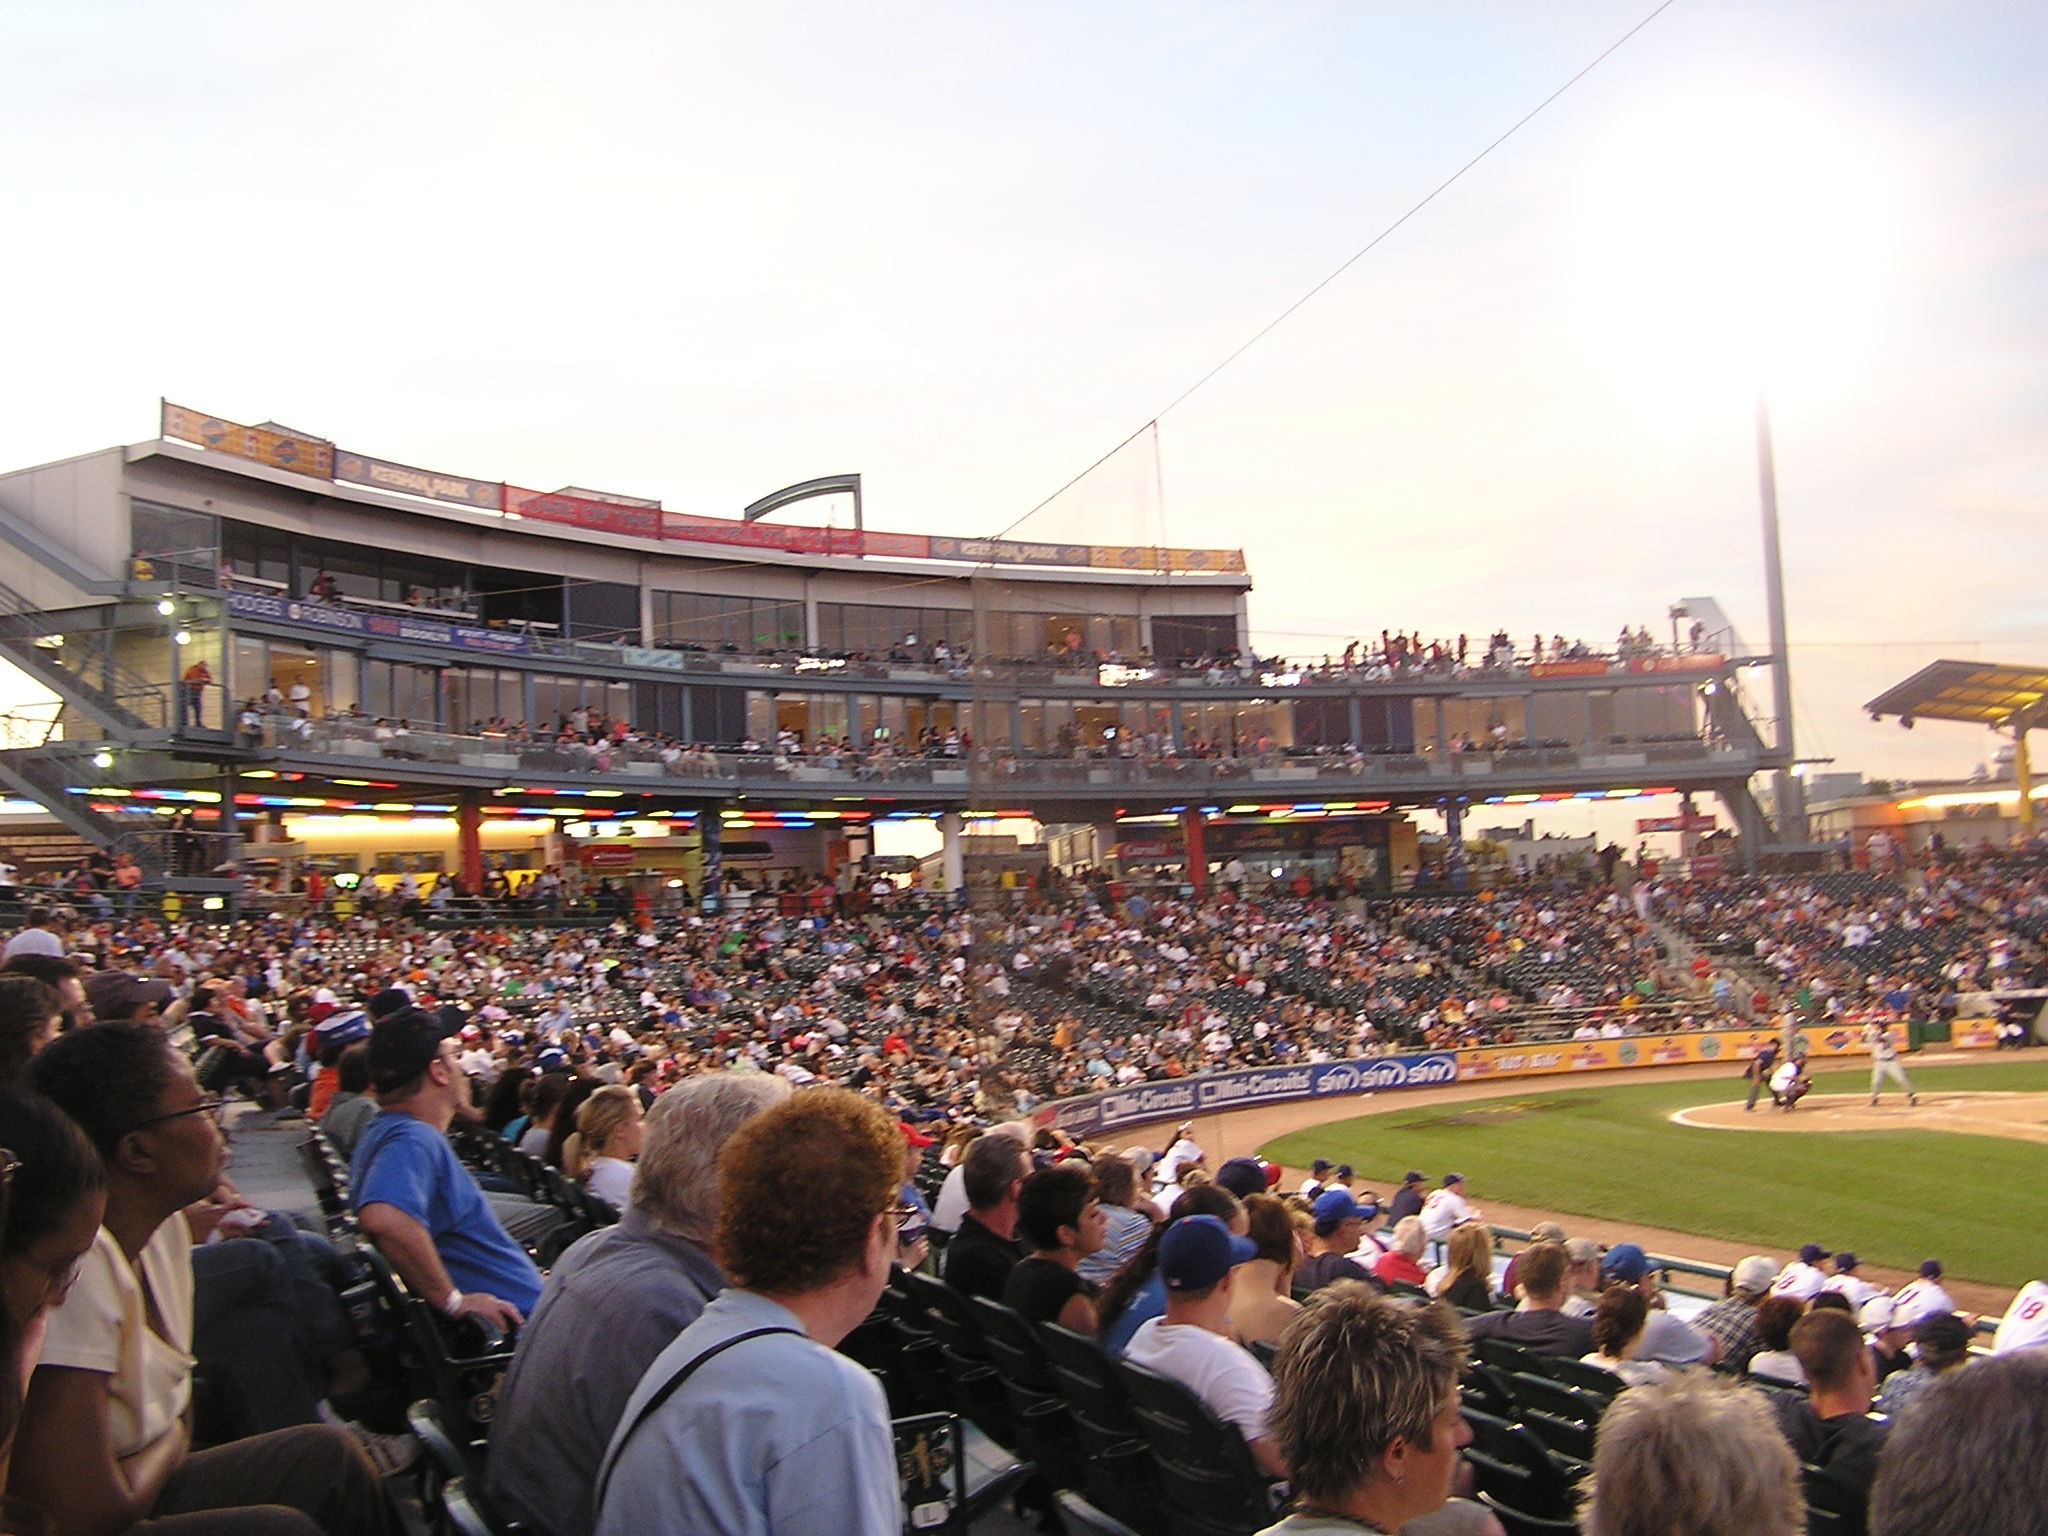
top-left (1530, 660), bottom-right (1610, 678)
top-left (506, 487), bottom-right (664, 541)
top-left (1628, 654), bottom-right (1727, 674)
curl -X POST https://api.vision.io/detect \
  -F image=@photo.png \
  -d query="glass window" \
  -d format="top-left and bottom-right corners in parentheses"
top-left (232, 637), bottom-right (266, 707)
top-left (746, 691), bottom-right (773, 742)
top-left (1529, 691), bottom-right (1583, 747)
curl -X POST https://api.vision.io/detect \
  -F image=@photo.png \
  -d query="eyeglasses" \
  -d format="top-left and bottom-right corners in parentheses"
top-left (129, 1095), bottom-right (226, 1133)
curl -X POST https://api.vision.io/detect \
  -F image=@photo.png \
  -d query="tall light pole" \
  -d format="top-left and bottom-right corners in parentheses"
top-left (1756, 393), bottom-right (1803, 844)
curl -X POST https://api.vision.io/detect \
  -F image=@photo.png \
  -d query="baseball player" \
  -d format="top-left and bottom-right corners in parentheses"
top-left (1993, 1281), bottom-right (2048, 1354)
top-left (1864, 1019), bottom-right (1917, 1106)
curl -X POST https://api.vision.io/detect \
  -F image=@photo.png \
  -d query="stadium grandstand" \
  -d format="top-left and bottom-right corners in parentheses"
top-left (4, 411), bottom-right (2048, 1536)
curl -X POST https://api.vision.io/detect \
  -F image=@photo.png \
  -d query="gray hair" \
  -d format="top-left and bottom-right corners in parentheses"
top-left (1579, 1374), bottom-right (1801, 1536)
top-left (631, 1072), bottom-right (792, 1240)
top-left (1873, 1352), bottom-right (2048, 1536)
top-left (1390, 1215), bottom-right (1426, 1259)
top-left (962, 1127), bottom-right (1032, 1210)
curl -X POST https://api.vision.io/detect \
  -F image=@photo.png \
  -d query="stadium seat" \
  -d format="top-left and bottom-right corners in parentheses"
top-left (970, 1297), bottom-right (1088, 1490)
top-left (1541, 1356), bottom-right (1624, 1398)
top-left (1037, 1323), bottom-right (1167, 1536)
top-left (1460, 1409), bottom-right (1586, 1523)
top-left (897, 1271), bottom-right (1020, 1449)
top-left (440, 1477), bottom-right (514, 1536)
top-left (1478, 1491), bottom-right (1581, 1536)
top-left (1477, 1338), bottom-right (1546, 1379)
top-left (1115, 1359), bottom-right (1276, 1536)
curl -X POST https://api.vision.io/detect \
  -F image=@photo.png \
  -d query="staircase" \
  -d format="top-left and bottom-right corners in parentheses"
top-left (0, 575), bottom-right (172, 738)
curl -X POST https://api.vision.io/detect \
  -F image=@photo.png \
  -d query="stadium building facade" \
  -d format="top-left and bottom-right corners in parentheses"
top-left (0, 406), bottom-right (1792, 907)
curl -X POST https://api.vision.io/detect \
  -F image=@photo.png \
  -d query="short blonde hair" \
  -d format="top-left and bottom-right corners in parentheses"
top-left (1580, 1374), bottom-right (1801, 1536)
top-left (563, 1085), bottom-right (640, 1180)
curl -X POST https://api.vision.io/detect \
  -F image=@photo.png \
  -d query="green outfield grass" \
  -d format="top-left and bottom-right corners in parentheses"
top-left (1260, 1062), bottom-right (2048, 1289)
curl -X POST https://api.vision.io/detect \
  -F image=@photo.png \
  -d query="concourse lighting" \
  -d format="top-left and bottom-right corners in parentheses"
top-left (173, 629), bottom-right (192, 646)
top-left (156, 598), bottom-right (175, 616)
top-left (91, 750), bottom-right (113, 769)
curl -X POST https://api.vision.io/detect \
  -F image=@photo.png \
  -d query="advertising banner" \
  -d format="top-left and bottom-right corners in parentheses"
top-left (226, 590), bottom-right (530, 656)
top-left (663, 513), bottom-right (870, 557)
top-left (1088, 546), bottom-right (1249, 574)
top-left (1627, 654), bottom-right (1727, 674)
top-left (334, 451), bottom-right (502, 510)
top-left (1529, 660), bottom-right (1610, 678)
top-left (1454, 1023), bottom-right (1906, 1082)
top-left (1950, 1021), bottom-right (2001, 1049)
top-left (927, 536), bottom-right (1092, 568)
top-left (1637, 814), bottom-right (1717, 834)
top-left (162, 402), bottom-right (334, 479)
top-left (1046, 1054), bottom-right (1457, 1136)
top-left (507, 486), bottom-right (664, 541)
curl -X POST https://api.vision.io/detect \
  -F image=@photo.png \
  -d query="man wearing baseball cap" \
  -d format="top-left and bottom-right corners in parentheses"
top-left (1769, 1244), bottom-right (1833, 1303)
top-left (1124, 1215), bottom-right (1287, 1478)
top-left (1599, 1243), bottom-right (1721, 1365)
top-left (1298, 1191), bottom-right (1380, 1293)
top-left (351, 1007), bottom-right (542, 1330)
top-left (1696, 1255), bottom-right (1780, 1371)
top-left (1891, 1259), bottom-right (1956, 1325)
top-left (1388, 1170), bottom-right (1428, 1224)
top-left (81, 968), bottom-right (179, 1025)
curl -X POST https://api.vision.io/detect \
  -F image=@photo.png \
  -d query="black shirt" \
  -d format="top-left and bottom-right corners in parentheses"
top-left (1463, 1308), bottom-right (1596, 1358)
top-left (1443, 1271), bottom-right (1495, 1312)
top-left (943, 1212), bottom-right (1022, 1302)
top-left (1774, 1400), bottom-right (1888, 1500)
top-left (1389, 1187), bottom-right (1425, 1222)
top-left (1297, 1252), bottom-right (1379, 1292)
top-left (1002, 1255), bottom-right (1088, 1327)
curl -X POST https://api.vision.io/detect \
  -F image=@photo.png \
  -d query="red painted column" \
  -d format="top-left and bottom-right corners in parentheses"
top-left (1181, 807), bottom-right (1207, 893)
top-left (458, 793), bottom-right (484, 895)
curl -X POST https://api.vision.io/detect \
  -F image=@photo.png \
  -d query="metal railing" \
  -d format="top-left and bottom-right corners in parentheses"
top-left (0, 576), bottom-right (171, 731)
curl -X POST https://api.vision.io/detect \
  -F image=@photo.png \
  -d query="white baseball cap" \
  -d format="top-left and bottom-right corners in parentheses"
top-left (1733, 1256), bottom-right (1778, 1294)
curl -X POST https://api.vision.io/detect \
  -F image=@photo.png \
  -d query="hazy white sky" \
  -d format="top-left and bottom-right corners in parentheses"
top-left (2, 1), bottom-right (2044, 801)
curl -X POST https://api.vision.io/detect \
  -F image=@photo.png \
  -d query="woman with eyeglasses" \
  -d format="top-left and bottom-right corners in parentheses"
top-left (0, 1085), bottom-right (106, 1491)
top-left (16, 1022), bottom-right (395, 1536)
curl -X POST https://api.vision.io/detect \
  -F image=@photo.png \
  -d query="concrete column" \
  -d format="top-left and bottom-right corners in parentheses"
top-left (940, 810), bottom-right (964, 893)
top-left (457, 792), bottom-right (484, 896)
top-left (699, 805), bottom-right (724, 907)
top-left (1445, 799), bottom-right (1467, 891)
top-left (2016, 726), bottom-right (2035, 838)
top-left (1181, 807), bottom-right (1207, 892)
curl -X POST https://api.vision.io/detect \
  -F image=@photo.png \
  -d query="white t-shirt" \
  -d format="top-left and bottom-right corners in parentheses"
top-left (1420, 1188), bottom-right (1472, 1239)
top-left (931, 1164), bottom-right (971, 1235)
top-left (1892, 1277), bottom-right (1957, 1325)
top-left (1993, 1281), bottom-right (2048, 1354)
top-left (1771, 1261), bottom-right (1827, 1302)
top-left (1124, 1319), bottom-right (1273, 1444)
top-left (38, 1218), bottom-right (194, 1459)
top-left (1156, 1137), bottom-right (1203, 1189)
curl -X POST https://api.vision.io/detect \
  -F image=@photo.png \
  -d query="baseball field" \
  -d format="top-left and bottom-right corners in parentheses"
top-left (1259, 1061), bottom-right (2048, 1289)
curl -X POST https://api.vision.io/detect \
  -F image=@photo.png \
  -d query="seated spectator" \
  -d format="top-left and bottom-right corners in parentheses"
top-left (1387, 1170), bottom-right (1427, 1224)
top-left (319, 1043), bottom-right (377, 1159)
top-left (1695, 1255), bottom-right (1777, 1372)
top-left (1773, 1308), bottom-right (1888, 1508)
top-left (1296, 1190), bottom-right (1379, 1292)
top-left (932, 1121), bottom-right (1031, 1236)
top-left (1873, 1310), bottom-right (1972, 1418)
top-left (1124, 1215), bottom-right (1287, 1479)
top-left (1890, 1258), bottom-right (1955, 1324)
top-left (1578, 1373), bottom-right (1802, 1536)
top-left (1373, 1216), bottom-right (1429, 1289)
top-left (1001, 1163), bottom-right (1106, 1334)
top-left (1098, 1186), bottom-right (1245, 1357)
top-left (0, 975), bottom-right (62, 1084)
top-left (21, 1022), bottom-right (396, 1536)
top-left (490, 1072), bottom-right (789, 1536)
top-left (81, 969), bottom-right (183, 1030)
top-left (1261, 1283), bottom-right (1485, 1536)
top-left (1497, 1221), bottom-right (1565, 1300)
top-left (1077, 1151), bottom-right (1152, 1288)
top-left (562, 1085), bottom-right (643, 1211)
top-left (1213, 1157), bottom-right (1270, 1201)
top-left (352, 1007), bottom-right (541, 1329)
top-left (1462, 1241), bottom-right (1593, 1357)
top-left (0, 1085), bottom-right (106, 1479)
top-left (0, 952), bottom-right (91, 1030)
top-left (1429, 1224), bottom-right (1495, 1312)
top-left (1598, 1242), bottom-right (1720, 1365)
top-left (592, 1089), bottom-right (904, 1536)
top-left (1228, 1194), bottom-right (1303, 1349)
top-left (1419, 1173), bottom-right (1475, 1257)
top-left (1582, 1285), bottom-right (1668, 1387)
top-left (517, 1071), bottom-right (570, 1158)
top-left (941, 1128), bottom-right (1029, 1302)
top-left (1747, 1295), bottom-right (1808, 1383)
top-left (1560, 1235), bottom-right (1603, 1318)
top-left (1871, 1350), bottom-right (2048, 1536)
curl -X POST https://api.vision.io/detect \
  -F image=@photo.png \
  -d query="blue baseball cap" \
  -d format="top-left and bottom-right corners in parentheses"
top-left (1215, 1158), bottom-right (1268, 1198)
top-left (1599, 1242), bottom-right (1651, 1283)
top-left (1159, 1215), bottom-right (1259, 1291)
top-left (1312, 1190), bottom-right (1367, 1227)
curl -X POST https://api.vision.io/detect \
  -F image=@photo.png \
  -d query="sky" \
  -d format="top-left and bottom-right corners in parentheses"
top-left (1, 1), bottom-right (2044, 837)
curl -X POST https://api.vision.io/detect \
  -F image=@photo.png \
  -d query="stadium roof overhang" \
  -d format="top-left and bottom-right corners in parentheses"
top-left (1864, 659), bottom-right (2048, 731)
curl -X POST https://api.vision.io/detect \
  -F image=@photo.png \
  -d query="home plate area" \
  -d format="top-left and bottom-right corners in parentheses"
top-left (1671, 1092), bottom-right (2048, 1144)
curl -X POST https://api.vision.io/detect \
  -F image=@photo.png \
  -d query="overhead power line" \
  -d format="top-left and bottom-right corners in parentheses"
top-left (989, 0), bottom-right (1683, 543)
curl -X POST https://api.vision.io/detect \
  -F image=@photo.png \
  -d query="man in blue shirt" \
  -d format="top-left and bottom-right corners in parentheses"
top-left (593, 1088), bottom-right (905, 1536)
top-left (352, 1007), bottom-right (541, 1328)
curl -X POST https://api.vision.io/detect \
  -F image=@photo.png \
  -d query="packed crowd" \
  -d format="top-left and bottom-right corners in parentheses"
top-left (0, 866), bottom-right (2041, 1536)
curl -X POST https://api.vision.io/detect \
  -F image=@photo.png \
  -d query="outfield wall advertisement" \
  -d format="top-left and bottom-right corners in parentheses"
top-left (1039, 1019), bottom-right (1992, 1137)
top-left (1045, 1054), bottom-right (1458, 1136)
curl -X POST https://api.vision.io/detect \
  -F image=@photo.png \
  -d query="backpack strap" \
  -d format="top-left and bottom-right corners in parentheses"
top-left (592, 1325), bottom-right (800, 1511)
